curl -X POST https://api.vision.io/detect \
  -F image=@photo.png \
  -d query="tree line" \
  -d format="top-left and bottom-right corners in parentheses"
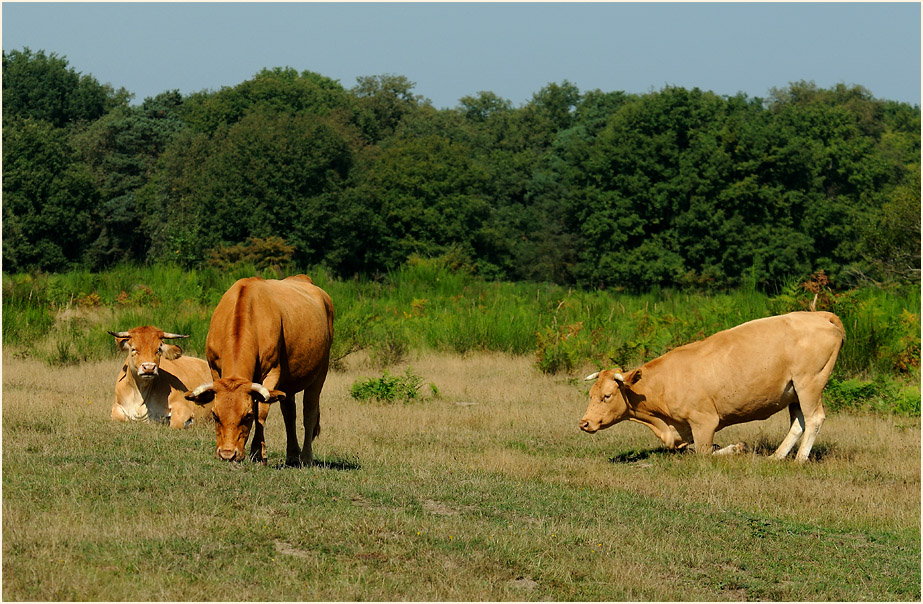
top-left (3, 47), bottom-right (919, 290)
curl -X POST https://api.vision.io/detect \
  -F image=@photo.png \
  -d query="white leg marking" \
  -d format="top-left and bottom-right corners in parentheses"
top-left (714, 442), bottom-right (748, 456)
top-left (772, 408), bottom-right (805, 460)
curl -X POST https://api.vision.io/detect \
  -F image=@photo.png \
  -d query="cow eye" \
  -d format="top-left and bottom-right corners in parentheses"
top-left (211, 412), bottom-right (220, 424)
top-left (244, 412), bottom-right (254, 423)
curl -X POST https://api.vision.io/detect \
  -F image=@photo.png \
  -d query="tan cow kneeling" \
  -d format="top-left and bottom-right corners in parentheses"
top-left (580, 311), bottom-right (845, 462)
top-left (110, 326), bottom-right (211, 428)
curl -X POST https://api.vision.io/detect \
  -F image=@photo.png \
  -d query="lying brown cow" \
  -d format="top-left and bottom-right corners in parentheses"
top-left (580, 311), bottom-right (845, 462)
top-left (185, 275), bottom-right (334, 465)
top-left (109, 326), bottom-right (211, 428)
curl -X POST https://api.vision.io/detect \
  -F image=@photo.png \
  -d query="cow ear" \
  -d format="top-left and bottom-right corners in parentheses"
top-left (109, 332), bottom-right (131, 351)
top-left (257, 390), bottom-right (286, 405)
top-left (249, 384), bottom-right (286, 404)
top-left (612, 369), bottom-right (641, 387)
top-left (185, 385), bottom-right (216, 406)
top-left (162, 344), bottom-right (184, 361)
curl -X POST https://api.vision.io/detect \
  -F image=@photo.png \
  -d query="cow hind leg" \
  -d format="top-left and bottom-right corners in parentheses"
top-left (279, 393), bottom-right (301, 466)
top-left (787, 343), bottom-right (840, 462)
top-left (771, 402), bottom-right (805, 460)
top-left (792, 387), bottom-right (826, 463)
top-left (300, 382), bottom-right (323, 467)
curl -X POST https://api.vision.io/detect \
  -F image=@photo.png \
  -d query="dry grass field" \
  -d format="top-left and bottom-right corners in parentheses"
top-left (3, 350), bottom-right (920, 600)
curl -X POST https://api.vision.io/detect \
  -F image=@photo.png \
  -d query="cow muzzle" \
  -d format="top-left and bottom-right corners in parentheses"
top-left (217, 447), bottom-right (243, 462)
top-left (579, 419), bottom-right (598, 433)
top-left (138, 363), bottom-right (158, 377)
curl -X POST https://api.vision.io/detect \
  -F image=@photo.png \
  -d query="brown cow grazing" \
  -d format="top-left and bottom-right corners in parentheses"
top-left (185, 275), bottom-right (334, 466)
top-left (109, 326), bottom-right (211, 428)
top-left (580, 312), bottom-right (845, 462)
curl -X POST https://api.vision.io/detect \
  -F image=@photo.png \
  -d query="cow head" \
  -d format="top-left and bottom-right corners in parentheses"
top-left (579, 368), bottom-right (641, 433)
top-left (184, 378), bottom-right (285, 461)
top-left (108, 326), bottom-right (189, 380)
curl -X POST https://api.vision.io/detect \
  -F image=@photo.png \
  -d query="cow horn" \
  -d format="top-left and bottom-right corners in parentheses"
top-left (612, 373), bottom-right (625, 383)
top-left (190, 383), bottom-right (215, 397)
top-left (107, 330), bottom-right (130, 338)
top-left (250, 383), bottom-right (272, 401)
top-left (161, 332), bottom-right (190, 339)
top-left (584, 372), bottom-right (600, 381)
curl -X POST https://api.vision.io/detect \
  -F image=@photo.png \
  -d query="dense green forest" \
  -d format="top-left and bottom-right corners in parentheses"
top-left (3, 47), bottom-right (920, 290)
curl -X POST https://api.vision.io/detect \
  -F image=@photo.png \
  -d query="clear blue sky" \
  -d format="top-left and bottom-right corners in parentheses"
top-left (2, 2), bottom-right (920, 108)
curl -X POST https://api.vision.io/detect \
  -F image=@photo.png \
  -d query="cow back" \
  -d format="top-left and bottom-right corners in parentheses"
top-left (206, 275), bottom-right (334, 390)
top-left (632, 311), bottom-right (844, 424)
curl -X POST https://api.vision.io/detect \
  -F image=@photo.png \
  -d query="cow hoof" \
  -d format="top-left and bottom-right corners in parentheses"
top-left (285, 457), bottom-right (303, 468)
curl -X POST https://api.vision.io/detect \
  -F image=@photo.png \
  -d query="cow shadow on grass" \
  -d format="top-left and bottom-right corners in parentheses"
top-left (272, 455), bottom-right (362, 471)
top-left (609, 441), bottom-right (839, 464)
top-left (608, 447), bottom-right (681, 465)
top-left (746, 438), bottom-right (839, 462)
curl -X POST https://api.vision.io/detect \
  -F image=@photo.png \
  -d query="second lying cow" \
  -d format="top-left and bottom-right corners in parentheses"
top-left (110, 325), bottom-right (211, 428)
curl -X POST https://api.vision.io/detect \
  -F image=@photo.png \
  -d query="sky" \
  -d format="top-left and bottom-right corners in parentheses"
top-left (2, 2), bottom-right (920, 109)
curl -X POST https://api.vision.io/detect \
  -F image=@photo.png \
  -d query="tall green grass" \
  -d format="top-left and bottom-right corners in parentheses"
top-left (2, 260), bottom-right (919, 413)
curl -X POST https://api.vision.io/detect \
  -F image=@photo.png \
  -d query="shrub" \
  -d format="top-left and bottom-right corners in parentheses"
top-left (535, 322), bottom-right (584, 375)
top-left (890, 309), bottom-right (921, 373)
top-left (368, 324), bottom-right (410, 368)
top-left (329, 310), bottom-right (372, 371)
top-left (349, 368), bottom-right (436, 403)
top-left (825, 377), bottom-right (921, 416)
top-left (206, 236), bottom-right (295, 272)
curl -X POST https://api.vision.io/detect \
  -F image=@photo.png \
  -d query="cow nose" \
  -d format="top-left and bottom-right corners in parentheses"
top-left (217, 448), bottom-right (238, 461)
top-left (579, 419), bottom-right (592, 432)
top-left (139, 362), bottom-right (157, 374)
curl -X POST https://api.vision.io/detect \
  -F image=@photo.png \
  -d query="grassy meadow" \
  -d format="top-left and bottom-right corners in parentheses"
top-left (2, 263), bottom-right (921, 600)
top-left (2, 350), bottom-right (920, 601)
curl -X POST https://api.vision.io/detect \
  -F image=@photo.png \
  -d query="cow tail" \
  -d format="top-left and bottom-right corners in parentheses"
top-left (827, 313), bottom-right (846, 344)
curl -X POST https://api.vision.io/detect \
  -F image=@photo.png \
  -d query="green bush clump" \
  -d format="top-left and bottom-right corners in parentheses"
top-left (206, 236), bottom-right (296, 273)
top-left (824, 377), bottom-right (921, 416)
top-left (535, 322), bottom-right (585, 375)
top-left (349, 369), bottom-right (437, 403)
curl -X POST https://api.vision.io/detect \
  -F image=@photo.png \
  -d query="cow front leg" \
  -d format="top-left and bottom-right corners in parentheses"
top-left (111, 403), bottom-right (129, 422)
top-left (248, 401), bottom-right (270, 464)
top-left (714, 442), bottom-right (748, 455)
top-left (690, 418), bottom-right (718, 456)
top-left (279, 394), bottom-right (301, 466)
